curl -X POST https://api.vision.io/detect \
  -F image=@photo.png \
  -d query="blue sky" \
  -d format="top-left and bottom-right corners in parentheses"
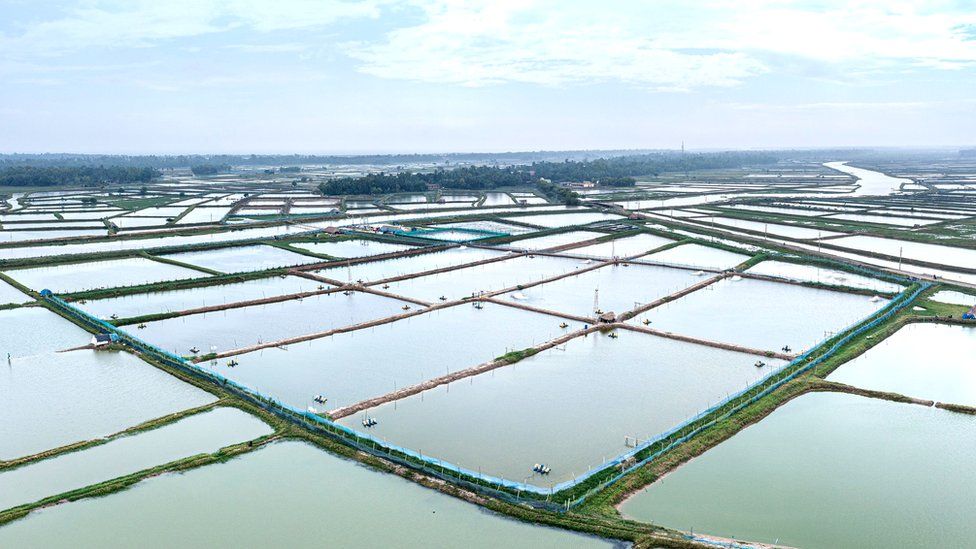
top-left (1, 0), bottom-right (975, 153)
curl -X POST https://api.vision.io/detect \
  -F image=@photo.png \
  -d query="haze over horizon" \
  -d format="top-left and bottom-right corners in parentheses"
top-left (3, 1), bottom-right (975, 154)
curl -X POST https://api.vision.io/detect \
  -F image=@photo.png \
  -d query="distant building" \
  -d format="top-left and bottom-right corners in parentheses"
top-left (91, 333), bottom-right (119, 347)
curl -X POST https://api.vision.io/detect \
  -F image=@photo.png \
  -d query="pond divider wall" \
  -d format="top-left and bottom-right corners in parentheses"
top-left (40, 270), bottom-right (927, 511)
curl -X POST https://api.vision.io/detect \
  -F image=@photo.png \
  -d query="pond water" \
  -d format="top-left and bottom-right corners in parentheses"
top-left (0, 307), bottom-right (90, 358)
top-left (694, 217), bottom-right (843, 240)
top-left (1, 350), bottom-right (216, 460)
top-left (78, 275), bottom-right (320, 319)
top-left (293, 239), bottom-right (419, 259)
top-left (637, 278), bottom-right (887, 353)
top-left (825, 234), bottom-right (976, 270)
top-left (505, 231), bottom-right (602, 251)
top-left (316, 247), bottom-right (510, 283)
top-left (829, 323), bottom-right (976, 405)
top-left (826, 213), bottom-right (941, 227)
top-left (382, 255), bottom-right (587, 302)
top-left (620, 392), bottom-right (976, 549)
top-left (499, 263), bottom-right (699, 318)
top-left (212, 302), bottom-right (564, 410)
top-left (110, 217), bottom-right (170, 229)
top-left (746, 260), bottom-right (903, 293)
top-left (482, 192), bottom-right (516, 205)
top-left (438, 220), bottom-right (532, 235)
top-left (0, 407), bottom-right (271, 511)
top-left (643, 244), bottom-right (751, 270)
top-left (569, 233), bottom-right (676, 258)
top-left (929, 290), bottom-right (976, 306)
top-left (5, 257), bottom-right (207, 294)
top-left (174, 207), bottom-right (233, 225)
top-left (0, 278), bottom-right (28, 305)
top-left (0, 441), bottom-right (617, 548)
top-left (0, 229), bottom-right (107, 243)
top-left (161, 245), bottom-right (320, 273)
top-left (135, 290), bottom-right (409, 355)
top-left (339, 332), bottom-right (784, 485)
top-left (505, 212), bottom-right (624, 228)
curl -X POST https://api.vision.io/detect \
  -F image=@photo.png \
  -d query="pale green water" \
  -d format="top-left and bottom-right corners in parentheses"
top-left (0, 441), bottom-right (619, 548)
top-left (506, 230), bottom-right (602, 250)
top-left (78, 275), bottom-right (320, 319)
top-left (340, 332), bottom-right (784, 485)
top-left (0, 407), bottom-right (271, 511)
top-left (643, 244), bottom-right (750, 270)
top-left (638, 277), bottom-right (887, 353)
top-left (5, 257), bottom-right (206, 293)
top-left (213, 302), bottom-right (565, 410)
top-left (829, 323), bottom-right (976, 405)
top-left (620, 392), bottom-right (976, 548)
top-left (383, 254), bottom-right (586, 302)
top-left (1, 350), bottom-right (216, 460)
top-left (161, 245), bottom-right (321, 273)
top-left (569, 233), bottom-right (676, 258)
top-left (500, 263), bottom-right (699, 318)
top-left (746, 260), bottom-right (903, 293)
top-left (290, 239), bottom-right (417, 258)
top-left (0, 307), bottom-right (90, 358)
top-left (316, 247), bottom-right (509, 283)
top-left (0, 278), bottom-right (29, 305)
top-left (136, 290), bottom-right (409, 355)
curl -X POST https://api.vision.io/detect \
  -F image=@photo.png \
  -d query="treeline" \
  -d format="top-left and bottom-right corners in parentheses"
top-left (0, 166), bottom-right (159, 187)
top-left (538, 180), bottom-right (580, 205)
top-left (319, 151), bottom-right (778, 198)
top-left (190, 164), bottom-right (231, 176)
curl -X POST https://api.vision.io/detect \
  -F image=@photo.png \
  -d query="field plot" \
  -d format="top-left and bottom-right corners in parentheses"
top-left (643, 243), bottom-right (750, 270)
top-left (207, 302), bottom-right (564, 410)
top-left (829, 324), bottom-right (976, 405)
top-left (4, 257), bottom-right (207, 294)
top-left (635, 277), bottom-right (888, 352)
top-left (161, 244), bottom-right (320, 273)
top-left (315, 246), bottom-right (509, 283)
top-left (382, 254), bottom-right (586, 302)
top-left (620, 392), bottom-right (976, 549)
top-left (0, 441), bottom-right (612, 548)
top-left (1, 350), bottom-right (216, 460)
top-left (340, 332), bottom-right (785, 484)
top-left (500, 263), bottom-right (699, 318)
top-left (0, 307), bottom-right (91, 358)
top-left (135, 290), bottom-right (411, 355)
top-left (78, 275), bottom-right (320, 319)
top-left (0, 407), bottom-right (270, 511)
top-left (746, 260), bottom-right (903, 292)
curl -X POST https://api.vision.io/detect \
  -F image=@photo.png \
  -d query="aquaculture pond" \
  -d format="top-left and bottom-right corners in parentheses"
top-left (4, 257), bottom-right (207, 294)
top-left (161, 244), bottom-right (320, 273)
top-left (505, 231), bottom-right (602, 251)
top-left (505, 212), bottom-right (624, 228)
top-left (0, 441), bottom-right (617, 548)
top-left (620, 392), bottom-right (976, 549)
top-left (340, 332), bottom-right (784, 485)
top-left (500, 263), bottom-right (699, 318)
top-left (826, 234), bottom-right (976, 269)
top-left (1, 350), bottom-right (216, 460)
top-left (0, 407), bottom-right (271, 512)
top-left (0, 278), bottom-right (28, 305)
top-left (0, 229), bottom-right (107, 243)
top-left (636, 278), bottom-right (888, 353)
top-left (568, 233), bottom-right (676, 258)
top-left (826, 212), bottom-right (942, 226)
top-left (0, 307), bottom-right (90, 358)
top-left (696, 216), bottom-right (843, 240)
top-left (78, 275), bottom-right (320, 320)
top-left (482, 191), bottom-right (516, 205)
top-left (289, 239), bottom-right (417, 258)
top-left (829, 323), bottom-right (976, 405)
top-left (746, 260), bottom-right (903, 293)
top-left (642, 244), bottom-right (750, 270)
top-left (135, 290), bottom-right (410, 355)
top-left (382, 254), bottom-right (587, 302)
top-left (928, 290), bottom-right (976, 306)
top-left (315, 246), bottom-right (510, 283)
top-left (209, 302), bottom-right (564, 410)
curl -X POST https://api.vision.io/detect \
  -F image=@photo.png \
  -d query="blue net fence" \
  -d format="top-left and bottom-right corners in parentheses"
top-left (42, 279), bottom-right (930, 511)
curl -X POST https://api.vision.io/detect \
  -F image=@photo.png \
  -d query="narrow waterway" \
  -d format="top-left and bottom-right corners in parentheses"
top-left (824, 161), bottom-right (913, 196)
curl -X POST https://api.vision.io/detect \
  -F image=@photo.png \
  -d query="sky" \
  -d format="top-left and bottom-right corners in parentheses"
top-left (1, 0), bottom-right (975, 154)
